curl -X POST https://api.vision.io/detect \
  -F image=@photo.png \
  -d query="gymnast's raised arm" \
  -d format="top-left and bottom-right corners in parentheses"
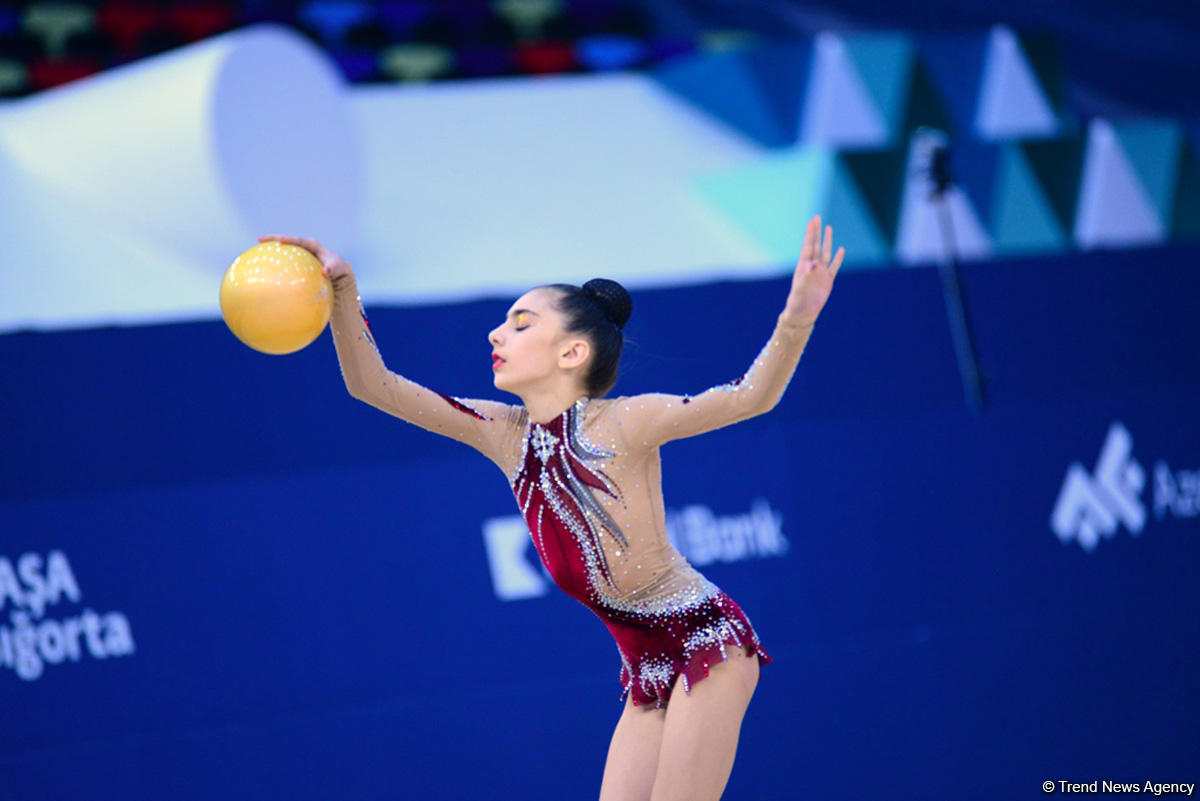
top-left (256, 235), bottom-right (516, 466)
top-left (618, 215), bottom-right (844, 447)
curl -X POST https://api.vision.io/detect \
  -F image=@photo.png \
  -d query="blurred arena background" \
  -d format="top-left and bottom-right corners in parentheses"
top-left (1, 1), bottom-right (1198, 799)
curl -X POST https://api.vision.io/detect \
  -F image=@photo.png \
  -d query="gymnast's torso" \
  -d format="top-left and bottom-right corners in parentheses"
top-left (326, 274), bottom-right (815, 708)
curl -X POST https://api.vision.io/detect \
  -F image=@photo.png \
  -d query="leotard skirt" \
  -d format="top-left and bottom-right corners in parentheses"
top-left (598, 586), bottom-right (772, 710)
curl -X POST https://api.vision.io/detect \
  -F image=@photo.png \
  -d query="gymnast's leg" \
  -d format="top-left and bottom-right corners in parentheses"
top-left (649, 648), bottom-right (760, 801)
top-left (598, 693), bottom-right (667, 801)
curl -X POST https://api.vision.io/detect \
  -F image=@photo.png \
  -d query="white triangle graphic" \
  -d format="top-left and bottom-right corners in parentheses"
top-left (800, 31), bottom-right (889, 147)
top-left (976, 25), bottom-right (1058, 140)
top-left (1075, 118), bottom-right (1165, 249)
top-left (895, 130), bottom-right (994, 265)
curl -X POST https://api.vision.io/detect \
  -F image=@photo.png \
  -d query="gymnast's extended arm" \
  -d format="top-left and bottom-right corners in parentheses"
top-left (326, 269), bottom-right (515, 461)
top-left (254, 229), bottom-right (513, 463)
top-left (618, 214), bottom-right (843, 447)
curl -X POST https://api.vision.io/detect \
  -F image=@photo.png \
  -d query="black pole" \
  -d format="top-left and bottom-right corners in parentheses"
top-left (919, 128), bottom-right (987, 415)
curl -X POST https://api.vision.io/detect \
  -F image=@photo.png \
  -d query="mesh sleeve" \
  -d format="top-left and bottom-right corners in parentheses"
top-left (328, 273), bottom-right (520, 468)
top-left (615, 316), bottom-right (814, 448)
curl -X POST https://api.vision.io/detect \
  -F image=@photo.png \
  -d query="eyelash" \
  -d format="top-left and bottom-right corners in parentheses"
top-left (515, 325), bottom-right (528, 331)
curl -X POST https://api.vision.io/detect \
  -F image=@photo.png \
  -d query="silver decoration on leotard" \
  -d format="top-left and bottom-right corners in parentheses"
top-left (545, 464), bottom-right (622, 590)
top-left (555, 407), bottom-right (626, 550)
top-left (511, 398), bottom-right (725, 615)
top-left (534, 504), bottom-right (546, 559)
top-left (546, 453), bottom-right (721, 613)
top-left (530, 426), bottom-right (558, 462)
top-left (570, 397), bottom-right (615, 458)
top-left (637, 655), bottom-right (675, 706)
top-left (681, 617), bottom-right (746, 661)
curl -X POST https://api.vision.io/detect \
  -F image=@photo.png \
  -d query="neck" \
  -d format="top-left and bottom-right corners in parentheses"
top-left (523, 388), bottom-right (589, 424)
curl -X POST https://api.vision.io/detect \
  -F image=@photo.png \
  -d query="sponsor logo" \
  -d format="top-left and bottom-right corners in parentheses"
top-left (482, 499), bottom-right (789, 601)
top-left (1051, 421), bottom-right (1198, 552)
top-left (665, 499), bottom-right (789, 566)
top-left (1153, 460), bottom-right (1200, 521)
top-left (0, 550), bottom-right (135, 681)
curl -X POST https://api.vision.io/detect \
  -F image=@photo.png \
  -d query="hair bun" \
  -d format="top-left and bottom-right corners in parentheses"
top-left (582, 278), bottom-right (632, 330)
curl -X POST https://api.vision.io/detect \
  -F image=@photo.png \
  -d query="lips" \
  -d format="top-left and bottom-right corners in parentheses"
top-left (492, 354), bottom-right (505, 369)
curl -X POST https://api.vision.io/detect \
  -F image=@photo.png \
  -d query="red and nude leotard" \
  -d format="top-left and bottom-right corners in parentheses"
top-left (328, 273), bottom-right (814, 709)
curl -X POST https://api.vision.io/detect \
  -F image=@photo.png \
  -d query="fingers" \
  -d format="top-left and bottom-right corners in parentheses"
top-left (804, 216), bottom-right (844, 274)
top-left (256, 235), bottom-right (324, 256)
top-left (804, 214), bottom-right (820, 262)
top-left (257, 234), bottom-right (316, 245)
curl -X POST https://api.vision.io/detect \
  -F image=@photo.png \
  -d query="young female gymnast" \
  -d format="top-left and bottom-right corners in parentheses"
top-left (258, 214), bottom-right (844, 801)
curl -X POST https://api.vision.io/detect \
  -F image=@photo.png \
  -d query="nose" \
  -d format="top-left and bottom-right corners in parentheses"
top-left (488, 327), bottom-right (502, 346)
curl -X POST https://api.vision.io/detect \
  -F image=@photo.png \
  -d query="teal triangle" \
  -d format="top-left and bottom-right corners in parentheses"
top-left (843, 33), bottom-right (913, 139)
top-left (826, 157), bottom-right (891, 267)
top-left (992, 145), bottom-right (1067, 254)
top-left (741, 39), bottom-right (813, 145)
top-left (652, 50), bottom-right (789, 147)
top-left (694, 148), bottom-right (832, 260)
top-left (1113, 119), bottom-right (1182, 224)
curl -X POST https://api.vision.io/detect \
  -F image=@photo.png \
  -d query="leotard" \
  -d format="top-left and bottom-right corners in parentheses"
top-left (328, 274), bottom-right (814, 709)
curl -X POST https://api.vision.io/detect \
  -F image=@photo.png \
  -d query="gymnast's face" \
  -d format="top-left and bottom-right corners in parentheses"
top-left (488, 288), bottom-right (590, 395)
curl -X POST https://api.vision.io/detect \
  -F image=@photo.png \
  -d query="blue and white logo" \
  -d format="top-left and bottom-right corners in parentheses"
top-left (1, 550), bottom-right (136, 681)
top-left (1051, 421), bottom-right (1146, 551)
top-left (1051, 420), bottom-right (1198, 552)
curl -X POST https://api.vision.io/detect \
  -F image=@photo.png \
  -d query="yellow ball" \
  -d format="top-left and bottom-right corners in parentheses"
top-left (220, 242), bottom-right (333, 355)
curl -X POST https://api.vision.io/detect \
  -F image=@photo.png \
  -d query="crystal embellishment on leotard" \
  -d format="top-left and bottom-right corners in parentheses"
top-left (682, 617), bottom-right (746, 659)
top-left (530, 425), bottom-right (558, 462)
top-left (637, 655), bottom-right (675, 701)
top-left (534, 504), bottom-right (546, 556)
top-left (513, 398), bottom-right (641, 598)
top-left (515, 402), bottom-right (728, 613)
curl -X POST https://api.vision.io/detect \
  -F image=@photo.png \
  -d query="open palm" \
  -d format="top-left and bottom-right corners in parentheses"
top-left (782, 214), bottom-right (844, 329)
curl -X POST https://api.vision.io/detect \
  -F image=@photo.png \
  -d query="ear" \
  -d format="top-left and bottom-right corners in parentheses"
top-left (558, 337), bottom-right (591, 370)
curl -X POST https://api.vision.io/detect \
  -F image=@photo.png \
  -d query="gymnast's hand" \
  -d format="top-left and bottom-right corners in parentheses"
top-left (256, 235), bottom-right (355, 283)
top-left (780, 214), bottom-right (844, 329)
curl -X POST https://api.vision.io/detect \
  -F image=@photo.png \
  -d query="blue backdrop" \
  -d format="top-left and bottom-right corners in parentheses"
top-left (2, 243), bottom-right (1198, 800)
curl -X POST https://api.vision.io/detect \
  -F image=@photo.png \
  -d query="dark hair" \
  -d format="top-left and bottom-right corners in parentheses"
top-left (538, 278), bottom-right (632, 397)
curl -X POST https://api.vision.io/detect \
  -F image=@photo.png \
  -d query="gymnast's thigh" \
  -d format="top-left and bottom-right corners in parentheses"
top-left (599, 694), bottom-right (667, 801)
